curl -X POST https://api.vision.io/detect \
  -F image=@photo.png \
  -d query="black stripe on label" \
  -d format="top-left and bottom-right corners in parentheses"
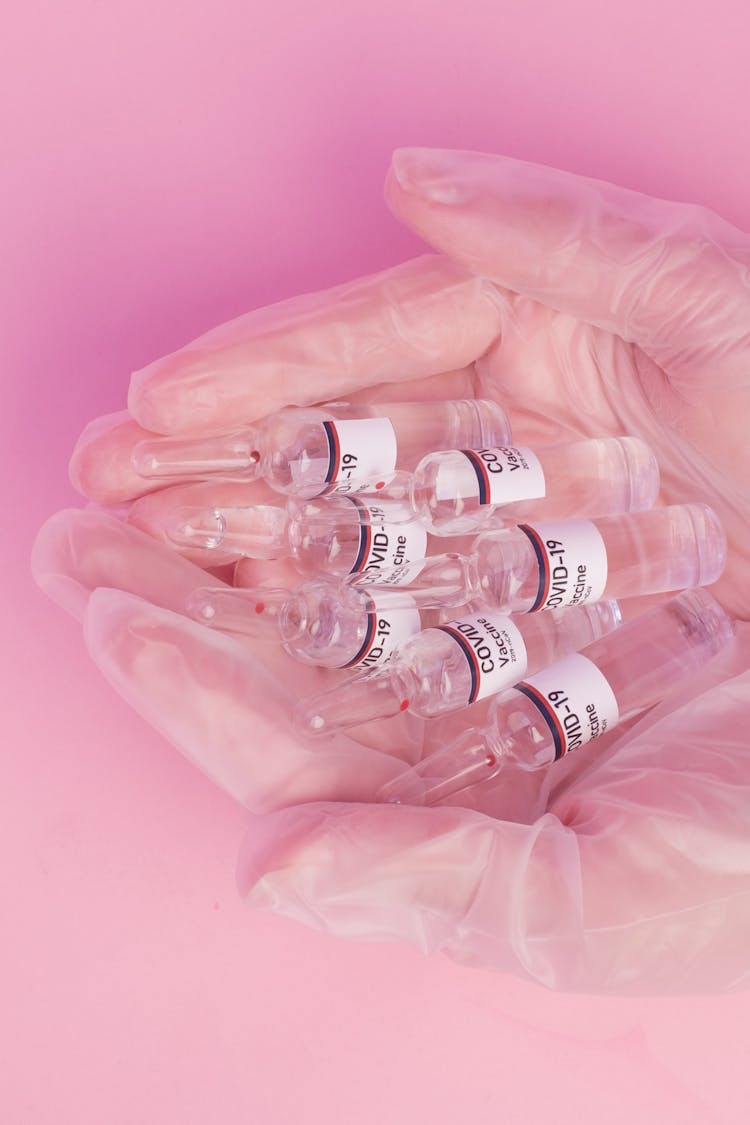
top-left (518, 524), bottom-right (549, 612)
top-left (351, 523), bottom-right (372, 573)
top-left (437, 624), bottom-right (481, 704)
top-left (514, 683), bottom-right (566, 761)
top-left (342, 611), bottom-right (376, 668)
top-left (461, 450), bottom-right (491, 505)
top-left (346, 496), bottom-right (371, 574)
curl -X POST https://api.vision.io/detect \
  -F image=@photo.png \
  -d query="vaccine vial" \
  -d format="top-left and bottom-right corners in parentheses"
top-left (131, 399), bottom-right (511, 491)
top-left (377, 589), bottom-right (734, 805)
top-left (410, 436), bottom-right (660, 535)
top-left (347, 504), bottom-right (726, 612)
top-left (258, 398), bottom-right (511, 497)
top-left (293, 598), bottom-right (621, 733)
top-left (166, 477), bottom-right (430, 584)
top-left (188, 580), bottom-right (435, 671)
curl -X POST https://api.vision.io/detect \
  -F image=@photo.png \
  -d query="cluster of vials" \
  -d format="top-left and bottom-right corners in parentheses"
top-left (134, 398), bottom-right (734, 805)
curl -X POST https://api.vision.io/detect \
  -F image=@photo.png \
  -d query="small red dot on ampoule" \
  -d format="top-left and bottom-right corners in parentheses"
top-left (250, 450), bottom-right (261, 463)
top-left (255, 602), bottom-right (265, 614)
top-left (399, 699), bottom-right (409, 712)
top-left (375, 481), bottom-right (385, 490)
top-left (485, 754), bottom-right (497, 767)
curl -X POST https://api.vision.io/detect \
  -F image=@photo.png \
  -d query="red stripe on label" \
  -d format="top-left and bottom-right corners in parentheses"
top-left (439, 624), bottom-right (482, 704)
top-left (463, 450), bottom-right (492, 505)
top-left (341, 608), bottom-right (377, 668)
top-left (324, 421), bottom-right (341, 483)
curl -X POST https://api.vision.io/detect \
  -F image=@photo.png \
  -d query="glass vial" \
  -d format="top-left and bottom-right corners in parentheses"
top-left (260, 398), bottom-right (511, 497)
top-left (378, 589), bottom-right (734, 805)
top-left (410, 436), bottom-right (659, 535)
top-left (293, 599), bottom-right (621, 733)
top-left (166, 481), bottom-right (429, 584)
top-left (347, 503), bottom-right (726, 612)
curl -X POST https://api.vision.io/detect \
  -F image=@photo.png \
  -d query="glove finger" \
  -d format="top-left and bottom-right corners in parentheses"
top-left (34, 509), bottom-right (427, 778)
top-left (386, 148), bottom-right (750, 387)
top-left (238, 800), bottom-right (586, 979)
top-left (127, 255), bottom-right (504, 435)
top-left (233, 554), bottom-right (306, 593)
top-left (239, 632), bottom-right (750, 993)
top-left (68, 411), bottom-right (173, 505)
top-left (71, 365), bottom-right (479, 505)
top-left (31, 508), bottom-right (231, 620)
top-left (83, 588), bottom-right (410, 809)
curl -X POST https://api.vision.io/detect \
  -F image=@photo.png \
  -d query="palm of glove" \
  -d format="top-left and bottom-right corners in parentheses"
top-left (33, 149), bottom-right (750, 992)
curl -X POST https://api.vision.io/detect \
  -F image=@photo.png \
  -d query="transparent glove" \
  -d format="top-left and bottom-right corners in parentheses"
top-left (35, 148), bottom-right (750, 993)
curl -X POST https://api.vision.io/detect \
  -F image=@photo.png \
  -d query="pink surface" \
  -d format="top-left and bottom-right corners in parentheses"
top-left (3, 2), bottom-right (750, 1122)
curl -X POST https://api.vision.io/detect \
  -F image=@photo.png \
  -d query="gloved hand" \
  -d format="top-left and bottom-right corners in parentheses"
top-left (33, 149), bottom-right (750, 993)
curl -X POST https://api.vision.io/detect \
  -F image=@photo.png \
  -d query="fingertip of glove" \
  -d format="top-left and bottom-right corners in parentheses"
top-left (128, 356), bottom-right (194, 434)
top-left (129, 361), bottom-right (223, 436)
top-left (237, 806), bottom-right (330, 903)
top-left (68, 434), bottom-right (94, 496)
top-left (68, 411), bottom-right (146, 504)
top-left (389, 147), bottom-right (479, 206)
top-left (31, 511), bottom-right (90, 621)
top-left (127, 361), bottom-right (170, 433)
top-left (390, 147), bottom-right (431, 194)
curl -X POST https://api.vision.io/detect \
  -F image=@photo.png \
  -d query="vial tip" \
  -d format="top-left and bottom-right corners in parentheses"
top-left (187, 592), bottom-right (217, 622)
top-left (292, 702), bottom-right (328, 738)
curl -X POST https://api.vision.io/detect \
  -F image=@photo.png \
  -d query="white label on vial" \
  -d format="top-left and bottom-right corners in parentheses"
top-left (320, 418), bottom-right (398, 495)
top-left (341, 593), bottom-right (421, 670)
top-left (519, 519), bottom-right (608, 611)
top-left (461, 446), bottom-right (546, 506)
top-left (437, 611), bottom-right (528, 704)
top-left (514, 653), bottom-right (619, 762)
top-left (346, 498), bottom-right (428, 586)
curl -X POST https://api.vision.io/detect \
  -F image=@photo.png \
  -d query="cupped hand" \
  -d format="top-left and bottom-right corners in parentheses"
top-left (34, 149), bottom-right (750, 992)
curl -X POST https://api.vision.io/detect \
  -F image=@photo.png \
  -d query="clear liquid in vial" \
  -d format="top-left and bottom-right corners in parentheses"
top-left (261, 398), bottom-right (511, 496)
top-left (378, 589), bottom-right (735, 805)
top-left (411, 436), bottom-right (660, 536)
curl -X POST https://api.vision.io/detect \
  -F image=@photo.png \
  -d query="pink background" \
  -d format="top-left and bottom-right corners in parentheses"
top-left (3, 1), bottom-right (750, 1121)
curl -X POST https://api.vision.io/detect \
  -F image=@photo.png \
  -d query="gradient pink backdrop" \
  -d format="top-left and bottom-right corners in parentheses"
top-left (3, 1), bottom-right (750, 1122)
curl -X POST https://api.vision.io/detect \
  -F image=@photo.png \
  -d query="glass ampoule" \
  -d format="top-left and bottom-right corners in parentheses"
top-left (346, 504), bottom-right (727, 612)
top-left (410, 436), bottom-right (660, 536)
top-left (377, 589), bottom-right (734, 806)
top-left (293, 598), bottom-right (622, 733)
top-left (132, 399), bottom-right (510, 494)
top-left (166, 477), bottom-right (431, 585)
top-left (133, 427), bottom-right (264, 482)
top-left (258, 398), bottom-right (511, 497)
top-left (188, 579), bottom-right (438, 671)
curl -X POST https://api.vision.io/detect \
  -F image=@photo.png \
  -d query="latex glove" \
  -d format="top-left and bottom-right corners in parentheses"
top-left (37, 149), bottom-right (750, 993)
